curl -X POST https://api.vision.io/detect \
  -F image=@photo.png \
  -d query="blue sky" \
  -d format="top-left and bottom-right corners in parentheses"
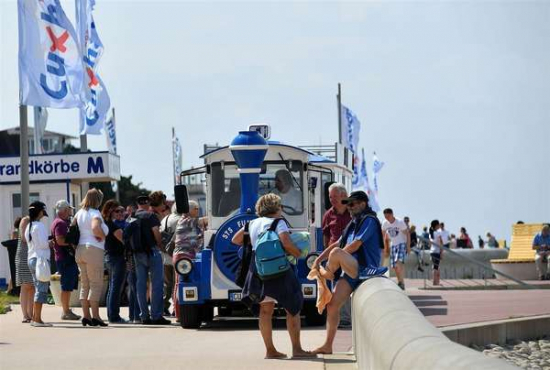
top-left (1, 0), bottom-right (549, 242)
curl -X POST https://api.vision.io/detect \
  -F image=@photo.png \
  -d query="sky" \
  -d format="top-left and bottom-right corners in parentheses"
top-left (1, 0), bottom-right (549, 243)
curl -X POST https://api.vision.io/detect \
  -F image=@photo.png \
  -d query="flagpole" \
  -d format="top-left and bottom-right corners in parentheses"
top-left (337, 83), bottom-right (342, 144)
top-left (33, 107), bottom-right (41, 155)
top-left (19, 104), bottom-right (30, 215)
top-left (112, 107), bottom-right (120, 202)
top-left (80, 134), bottom-right (89, 196)
top-left (172, 127), bottom-right (176, 187)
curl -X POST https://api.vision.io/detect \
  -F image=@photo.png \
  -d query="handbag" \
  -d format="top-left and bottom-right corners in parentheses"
top-left (65, 219), bottom-right (80, 247)
top-left (36, 257), bottom-right (51, 282)
top-left (235, 222), bottom-right (252, 288)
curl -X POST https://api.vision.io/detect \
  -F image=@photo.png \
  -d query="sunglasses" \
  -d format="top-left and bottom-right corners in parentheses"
top-left (345, 201), bottom-right (359, 207)
top-left (113, 209), bottom-right (123, 214)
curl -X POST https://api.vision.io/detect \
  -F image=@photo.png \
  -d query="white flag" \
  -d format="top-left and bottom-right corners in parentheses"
top-left (173, 133), bottom-right (182, 185)
top-left (351, 153), bottom-right (361, 190)
top-left (372, 152), bottom-right (384, 193)
top-left (18, 0), bottom-right (86, 108)
top-left (105, 113), bottom-right (116, 154)
top-left (33, 106), bottom-right (48, 154)
top-left (340, 105), bottom-right (361, 154)
top-left (76, 0), bottom-right (110, 135)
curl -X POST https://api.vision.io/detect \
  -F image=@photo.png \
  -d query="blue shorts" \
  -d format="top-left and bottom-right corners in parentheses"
top-left (56, 258), bottom-right (79, 291)
top-left (390, 243), bottom-right (407, 268)
top-left (340, 272), bottom-right (363, 292)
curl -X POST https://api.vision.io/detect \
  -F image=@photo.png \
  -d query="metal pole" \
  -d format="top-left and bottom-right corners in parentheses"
top-left (337, 83), bottom-right (342, 144)
top-left (417, 235), bottom-right (534, 289)
top-left (112, 108), bottom-right (120, 202)
top-left (33, 106), bottom-right (41, 155)
top-left (80, 134), bottom-right (89, 195)
top-left (172, 127), bottom-right (176, 187)
top-left (19, 104), bottom-right (30, 215)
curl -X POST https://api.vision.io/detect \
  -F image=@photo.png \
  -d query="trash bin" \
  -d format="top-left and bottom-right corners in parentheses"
top-left (1, 239), bottom-right (19, 296)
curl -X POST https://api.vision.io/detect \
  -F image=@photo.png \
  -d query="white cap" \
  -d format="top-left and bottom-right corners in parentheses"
top-left (55, 200), bottom-right (74, 211)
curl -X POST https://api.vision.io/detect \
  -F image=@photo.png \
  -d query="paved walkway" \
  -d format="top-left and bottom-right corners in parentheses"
top-left (0, 305), bottom-right (330, 370)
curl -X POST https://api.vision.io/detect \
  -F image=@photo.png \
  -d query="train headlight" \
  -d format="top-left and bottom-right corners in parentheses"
top-left (175, 258), bottom-right (193, 276)
top-left (306, 253), bottom-right (319, 270)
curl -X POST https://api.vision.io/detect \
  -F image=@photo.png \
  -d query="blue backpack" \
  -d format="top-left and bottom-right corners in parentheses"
top-left (255, 218), bottom-right (290, 280)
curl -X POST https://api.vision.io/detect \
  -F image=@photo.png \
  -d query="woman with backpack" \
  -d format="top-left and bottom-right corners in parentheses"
top-left (102, 199), bottom-right (127, 323)
top-left (74, 188), bottom-right (109, 327)
top-left (232, 194), bottom-right (315, 359)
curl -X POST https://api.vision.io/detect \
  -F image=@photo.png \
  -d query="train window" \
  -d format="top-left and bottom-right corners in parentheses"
top-left (211, 164), bottom-right (241, 217)
top-left (259, 163), bottom-right (304, 216)
top-left (210, 162), bottom-right (304, 217)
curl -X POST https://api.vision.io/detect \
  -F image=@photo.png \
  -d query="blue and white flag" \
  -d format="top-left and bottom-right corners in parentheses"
top-left (351, 153), bottom-right (361, 190)
top-left (173, 131), bottom-right (183, 185)
top-left (359, 148), bottom-right (369, 190)
top-left (105, 111), bottom-right (116, 154)
top-left (340, 105), bottom-right (361, 154)
top-left (76, 0), bottom-right (110, 135)
top-left (372, 152), bottom-right (384, 193)
top-left (33, 106), bottom-right (48, 154)
top-left (18, 0), bottom-right (86, 108)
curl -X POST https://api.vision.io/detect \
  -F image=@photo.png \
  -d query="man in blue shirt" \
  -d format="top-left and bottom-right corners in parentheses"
top-left (533, 224), bottom-right (550, 280)
top-left (312, 191), bottom-right (385, 355)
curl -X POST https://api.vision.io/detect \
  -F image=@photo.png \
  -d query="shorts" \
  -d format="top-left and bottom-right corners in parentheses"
top-left (341, 273), bottom-right (363, 292)
top-left (28, 257), bottom-right (50, 304)
top-left (390, 243), bottom-right (407, 268)
top-left (56, 258), bottom-right (79, 291)
top-left (430, 253), bottom-right (441, 270)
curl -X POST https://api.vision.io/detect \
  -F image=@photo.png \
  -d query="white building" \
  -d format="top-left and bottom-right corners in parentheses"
top-left (0, 127), bottom-right (120, 287)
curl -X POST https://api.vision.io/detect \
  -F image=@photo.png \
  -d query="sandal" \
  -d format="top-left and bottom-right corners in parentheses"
top-left (22, 318), bottom-right (32, 323)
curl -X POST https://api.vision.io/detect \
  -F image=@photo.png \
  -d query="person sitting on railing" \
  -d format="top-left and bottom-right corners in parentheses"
top-left (311, 191), bottom-right (386, 355)
top-left (533, 224), bottom-right (550, 281)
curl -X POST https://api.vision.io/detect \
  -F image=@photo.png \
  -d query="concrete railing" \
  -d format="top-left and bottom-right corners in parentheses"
top-left (397, 248), bottom-right (509, 279)
top-left (352, 277), bottom-right (518, 370)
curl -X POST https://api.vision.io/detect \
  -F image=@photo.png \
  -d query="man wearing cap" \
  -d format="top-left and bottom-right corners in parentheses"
top-left (51, 200), bottom-right (81, 320)
top-left (312, 191), bottom-right (385, 355)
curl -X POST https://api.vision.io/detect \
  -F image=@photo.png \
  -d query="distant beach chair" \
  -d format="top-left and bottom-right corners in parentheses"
top-left (491, 223), bottom-right (543, 280)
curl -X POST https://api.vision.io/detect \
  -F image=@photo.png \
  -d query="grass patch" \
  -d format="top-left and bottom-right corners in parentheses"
top-left (0, 290), bottom-right (20, 314)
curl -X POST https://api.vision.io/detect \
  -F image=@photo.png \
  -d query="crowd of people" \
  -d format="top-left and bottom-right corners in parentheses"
top-left (12, 188), bottom-right (206, 327)
top-left (9, 182), bottom-right (549, 360)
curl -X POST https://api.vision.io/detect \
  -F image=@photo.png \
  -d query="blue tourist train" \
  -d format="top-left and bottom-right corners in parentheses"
top-left (174, 125), bottom-right (353, 328)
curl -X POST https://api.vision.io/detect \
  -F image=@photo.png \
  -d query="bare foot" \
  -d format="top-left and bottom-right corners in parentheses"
top-left (312, 346), bottom-right (333, 355)
top-left (265, 350), bottom-right (287, 359)
top-left (319, 266), bottom-right (335, 280)
top-left (292, 350), bottom-right (317, 359)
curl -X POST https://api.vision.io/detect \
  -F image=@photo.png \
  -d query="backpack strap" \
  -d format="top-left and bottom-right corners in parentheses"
top-left (243, 221), bottom-right (251, 247)
top-left (268, 217), bottom-right (290, 232)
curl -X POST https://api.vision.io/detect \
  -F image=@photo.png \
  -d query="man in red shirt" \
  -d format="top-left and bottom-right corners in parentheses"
top-left (321, 183), bottom-right (352, 327)
top-left (51, 200), bottom-right (81, 320)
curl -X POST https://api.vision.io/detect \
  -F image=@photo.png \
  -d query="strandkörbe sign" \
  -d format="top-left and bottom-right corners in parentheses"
top-left (0, 152), bottom-right (120, 183)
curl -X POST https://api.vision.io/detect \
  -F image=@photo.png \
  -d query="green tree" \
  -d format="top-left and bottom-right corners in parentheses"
top-left (90, 175), bottom-right (151, 207)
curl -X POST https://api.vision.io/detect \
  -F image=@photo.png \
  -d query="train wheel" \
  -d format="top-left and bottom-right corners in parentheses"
top-left (180, 304), bottom-right (201, 329)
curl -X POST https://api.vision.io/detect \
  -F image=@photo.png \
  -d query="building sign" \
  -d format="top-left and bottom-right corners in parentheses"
top-left (0, 152), bottom-right (120, 183)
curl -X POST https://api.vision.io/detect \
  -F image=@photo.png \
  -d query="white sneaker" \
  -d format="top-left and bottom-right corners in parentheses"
top-left (31, 321), bottom-right (53, 327)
